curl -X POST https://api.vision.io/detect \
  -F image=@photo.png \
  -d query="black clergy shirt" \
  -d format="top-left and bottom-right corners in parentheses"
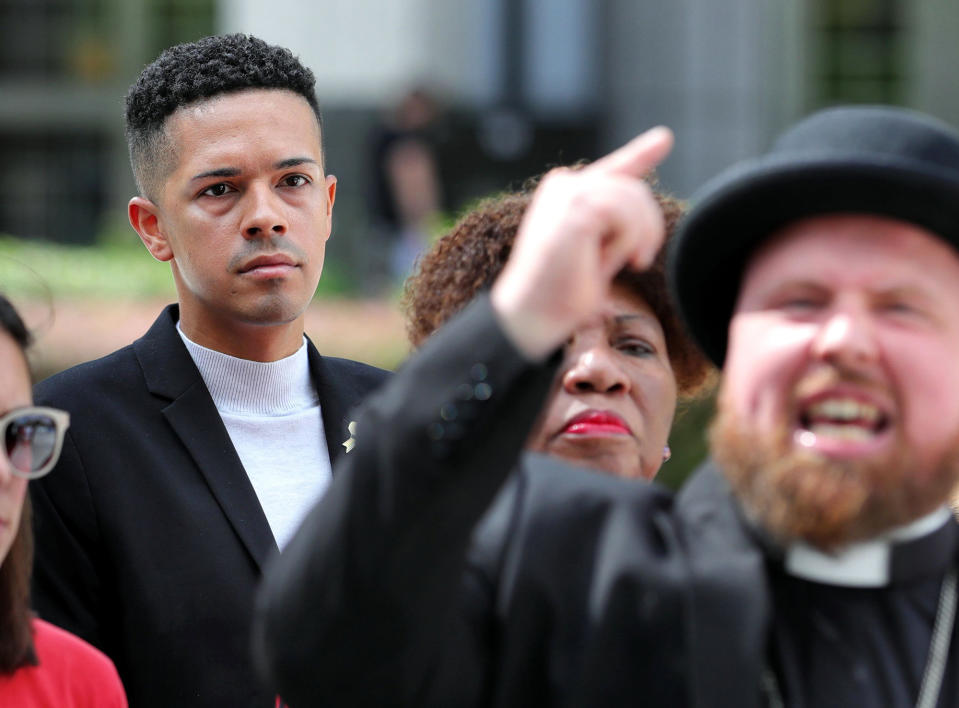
top-left (766, 515), bottom-right (959, 707)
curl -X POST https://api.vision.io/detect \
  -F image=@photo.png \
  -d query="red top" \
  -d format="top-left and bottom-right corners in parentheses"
top-left (0, 619), bottom-right (127, 707)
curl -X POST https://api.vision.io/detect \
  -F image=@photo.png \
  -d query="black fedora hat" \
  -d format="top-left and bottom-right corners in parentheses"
top-left (668, 105), bottom-right (959, 367)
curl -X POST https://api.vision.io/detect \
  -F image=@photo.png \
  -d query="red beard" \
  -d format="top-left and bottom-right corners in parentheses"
top-left (710, 392), bottom-right (959, 550)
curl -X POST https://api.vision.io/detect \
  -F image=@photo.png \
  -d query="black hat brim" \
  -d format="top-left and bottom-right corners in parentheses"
top-left (668, 152), bottom-right (959, 366)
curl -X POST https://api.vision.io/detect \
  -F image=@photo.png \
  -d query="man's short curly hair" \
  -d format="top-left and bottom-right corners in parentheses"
top-left (403, 186), bottom-right (713, 397)
top-left (125, 34), bottom-right (322, 200)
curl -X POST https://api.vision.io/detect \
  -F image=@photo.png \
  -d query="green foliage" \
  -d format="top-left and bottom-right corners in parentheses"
top-left (0, 237), bottom-right (175, 299)
top-left (659, 392), bottom-right (717, 490)
top-left (0, 236), bottom-right (352, 300)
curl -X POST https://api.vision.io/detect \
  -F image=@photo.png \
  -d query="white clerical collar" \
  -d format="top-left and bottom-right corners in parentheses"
top-left (784, 506), bottom-right (954, 588)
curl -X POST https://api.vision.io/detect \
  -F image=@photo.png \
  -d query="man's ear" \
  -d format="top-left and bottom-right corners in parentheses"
top-left (129, 197), bottom-right (173, 262)
top-left (325, 174), bottom-right (337, 216)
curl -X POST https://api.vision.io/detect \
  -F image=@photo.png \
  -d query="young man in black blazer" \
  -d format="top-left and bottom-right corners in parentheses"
top-left (30, 34), bottom-right (388, 708)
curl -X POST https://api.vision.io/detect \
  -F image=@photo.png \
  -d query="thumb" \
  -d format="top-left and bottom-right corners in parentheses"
top-left (584, 126), bottom-right (674, 179)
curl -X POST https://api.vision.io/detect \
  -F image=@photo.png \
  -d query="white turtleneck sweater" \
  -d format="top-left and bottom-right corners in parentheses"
top-left (177, 324), bottom-right (331, 550)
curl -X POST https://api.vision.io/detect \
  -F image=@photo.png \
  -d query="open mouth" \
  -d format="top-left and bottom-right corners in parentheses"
top-left (797, 396), bottom-right (890, 444)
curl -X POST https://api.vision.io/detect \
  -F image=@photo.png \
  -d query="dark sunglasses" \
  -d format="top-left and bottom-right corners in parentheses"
top-left (1, 406), bottom-right (70, 479)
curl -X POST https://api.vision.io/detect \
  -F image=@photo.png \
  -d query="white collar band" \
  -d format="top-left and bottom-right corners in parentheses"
top-left (784, 507), bottom-right (953, 588)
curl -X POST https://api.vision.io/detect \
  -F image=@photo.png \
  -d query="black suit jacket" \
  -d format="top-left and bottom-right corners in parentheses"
top-left (257, 295), bottom-right (959, 707)
top-left (254, 295), bottom-right (776, 707)
top-left (31, 304), bottom-right (389, 708)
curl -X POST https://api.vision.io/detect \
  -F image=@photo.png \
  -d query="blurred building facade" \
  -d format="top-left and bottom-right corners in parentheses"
top-left (2, 0), bottom-right (959, 287)
top-left (0, 0), bottom-right (215, 244)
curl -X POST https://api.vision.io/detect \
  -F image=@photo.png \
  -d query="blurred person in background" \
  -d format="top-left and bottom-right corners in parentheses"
top-left (30, 34), bottom-right (388, 708)
top-left (403, 186), bottom-right (711, 480)
top-left (0, 293), bottom-right (126, 706)
top-left (368, 87), bottom-right (446, 290)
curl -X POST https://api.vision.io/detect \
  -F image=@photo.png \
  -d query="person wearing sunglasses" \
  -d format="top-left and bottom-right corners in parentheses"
top-left (0, 293), bottom-right (126, 705)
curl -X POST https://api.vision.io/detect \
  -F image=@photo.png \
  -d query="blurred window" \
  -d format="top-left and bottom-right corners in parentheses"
top-left (497, 0), bottom-right (599, 118)
top-left (146, 0), bottom-right (215, 61)
top-left (810, 0), bottom-right (905, 105)
top-left (0, 0), bottom-right (215, 82)
top-left (0, 0), bottom-right (113, 81)
top-left (0, 131), bottom-right (107, 244)
top-left (0, 0), bottom-right (214, 245)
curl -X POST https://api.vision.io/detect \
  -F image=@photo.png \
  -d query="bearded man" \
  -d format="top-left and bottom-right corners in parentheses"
top-left (256, 106), bottom-right (959, 707)
top-left (669, 104), bottom-right (959, 706)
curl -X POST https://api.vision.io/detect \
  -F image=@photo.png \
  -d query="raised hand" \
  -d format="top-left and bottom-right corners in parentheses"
top-left (491, 126), bottom-right (674, 359)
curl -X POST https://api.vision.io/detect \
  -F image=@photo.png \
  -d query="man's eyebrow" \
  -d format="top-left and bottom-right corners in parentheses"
top-left (274, 157), bottom-right (318, 170)
top-left (191, 167), bottom-right (241, 181)
top-left (190, 158), bottom-right (318, 182)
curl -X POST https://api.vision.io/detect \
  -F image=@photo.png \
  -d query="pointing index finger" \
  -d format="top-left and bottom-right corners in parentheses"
top-left (585, 126), bottom-right (674, 178)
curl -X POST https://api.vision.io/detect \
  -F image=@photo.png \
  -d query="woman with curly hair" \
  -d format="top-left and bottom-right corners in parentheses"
top-left (403, 184), bottom-right (711, 480)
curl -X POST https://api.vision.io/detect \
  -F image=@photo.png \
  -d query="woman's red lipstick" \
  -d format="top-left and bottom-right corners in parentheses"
top-left (562, 410), bottom-right (631, 436)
